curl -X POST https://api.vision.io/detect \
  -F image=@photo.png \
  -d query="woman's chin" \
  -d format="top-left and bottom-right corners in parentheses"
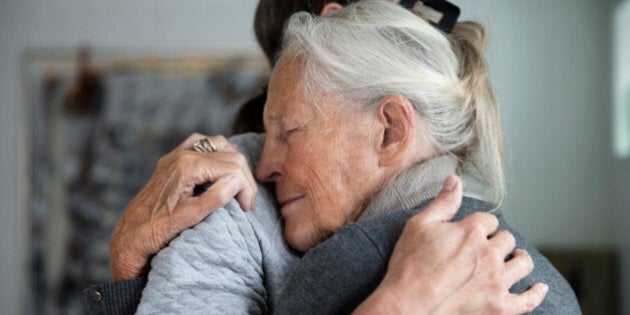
top-left (284, 224), bottom-right (331, 253)
top-left (285, 229), bottom-right (311, 253)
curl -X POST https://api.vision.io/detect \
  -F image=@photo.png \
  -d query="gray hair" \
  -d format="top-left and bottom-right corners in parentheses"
top-left (280, 0), bottom-right (505, 206)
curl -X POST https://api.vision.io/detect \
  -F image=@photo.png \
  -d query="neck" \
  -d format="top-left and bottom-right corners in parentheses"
top-left (358, 155), bottom-right (458, 221)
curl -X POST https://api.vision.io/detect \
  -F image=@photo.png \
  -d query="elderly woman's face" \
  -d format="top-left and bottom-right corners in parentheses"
top-left (256, 58), bottom-right (383, 252)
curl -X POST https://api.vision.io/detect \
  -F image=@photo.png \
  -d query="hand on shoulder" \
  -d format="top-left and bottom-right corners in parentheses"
top-left (355, 176), bottom-right (547, 314)
top-left (109, 133), bottom-right (258, 280)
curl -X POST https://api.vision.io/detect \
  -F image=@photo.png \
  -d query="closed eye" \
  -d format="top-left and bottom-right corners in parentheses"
top-left (286, 127), bottom-right (298, 135)
top-left (281, 127), bottom-right (298, 142)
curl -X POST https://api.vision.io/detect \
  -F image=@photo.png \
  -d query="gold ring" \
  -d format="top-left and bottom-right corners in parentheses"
top-left (192, 138), bottom-right (218, 153)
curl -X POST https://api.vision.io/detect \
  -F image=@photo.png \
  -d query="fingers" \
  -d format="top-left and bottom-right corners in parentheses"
top-left (459, 211), bottom-right (499, 239)
top-left (177, 133), bottom-right (210, 151)
top-left (200, 151), bottom-right (258, 202)
top-left (487, 230), bottom-right (516, 258)
top-left (415, 175), bottom-right (463, 224)
top-left (504, 248), bottom-right (535, 284)
top-left (174, 175), bottom-right (244, 229)
top-left (192, 158), bottom-right (257, 211)
top-left (509, 282), bottom-right (549, 314)
top-left (177, 133), bottom-right (238, 153)
top-left (207, 135), bottom-right (240, 153)
top-left (199, 152), bottom-right (256, 207)
top-left (172, 133), bottom-right (257, 211)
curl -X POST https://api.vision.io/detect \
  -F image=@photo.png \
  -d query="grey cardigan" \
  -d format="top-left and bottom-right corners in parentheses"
top-left (274, 197), bottom-right (581, 314)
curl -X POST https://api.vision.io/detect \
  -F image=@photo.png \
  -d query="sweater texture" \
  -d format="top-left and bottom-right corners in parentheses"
top-left (135, 133), bottom-right (300, 314)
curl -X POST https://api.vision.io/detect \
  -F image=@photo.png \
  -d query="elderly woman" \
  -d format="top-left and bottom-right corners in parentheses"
top-left (256, 1), bottom-right (579, 313)
top-left (94, 2), bottom-right (548, 314)
top-left (133, 1), bottom-right (578, 314)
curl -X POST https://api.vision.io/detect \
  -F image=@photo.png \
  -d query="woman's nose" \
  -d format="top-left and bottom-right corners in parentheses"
top-left (255, 142), bottom-right (284, 182)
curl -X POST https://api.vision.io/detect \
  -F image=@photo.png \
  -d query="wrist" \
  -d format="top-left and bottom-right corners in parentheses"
top-left (110, 234), bottom-right (150, 281)
top-left (110, 250), bottom-right (149, 281)
top-left (354, 285), bottom-right (430, 315)
top-left (353, 288), bottom-right (399, 315)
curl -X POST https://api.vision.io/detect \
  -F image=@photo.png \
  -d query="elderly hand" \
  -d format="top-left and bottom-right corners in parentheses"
top-left (354, 176), bottom-right (548, 314)
top-left (109, 133), bottom-right (258, 281)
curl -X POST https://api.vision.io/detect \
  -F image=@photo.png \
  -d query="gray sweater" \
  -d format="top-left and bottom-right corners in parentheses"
top-left (274, 155), bottom-right (580, 314)
top-left (274, 197), bottom-right (581, 314)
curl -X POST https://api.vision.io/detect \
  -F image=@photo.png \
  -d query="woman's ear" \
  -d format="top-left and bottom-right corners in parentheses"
top-left (375, 95), bottom-right (417, 166)
top-left (320, 2), bottom-right (343, 16)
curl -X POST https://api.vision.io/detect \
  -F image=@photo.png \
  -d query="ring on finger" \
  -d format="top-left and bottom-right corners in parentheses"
top-left (192, 138), bottom-right (218, 153)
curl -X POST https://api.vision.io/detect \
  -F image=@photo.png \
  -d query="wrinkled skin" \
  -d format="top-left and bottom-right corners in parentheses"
top-left (255, 58), bottom-right (386, 252)
top-left (109, 134), bottom-right (257, 281)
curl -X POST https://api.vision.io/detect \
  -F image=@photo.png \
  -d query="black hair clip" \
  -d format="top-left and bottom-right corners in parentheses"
top-left (399, 0), bottom-right (460, 33)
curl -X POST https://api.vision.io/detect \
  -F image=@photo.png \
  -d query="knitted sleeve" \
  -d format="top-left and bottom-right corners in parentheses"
top-left (84, 277), bottom-right (146, 315)
top-left (136, 133), bottom-right (271, 314)
top-left (136, 201), bottom-right (267, 314)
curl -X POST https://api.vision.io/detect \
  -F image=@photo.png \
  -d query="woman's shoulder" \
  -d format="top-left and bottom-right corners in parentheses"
top-left (347, 197), bottom-right (497, 240)
top-left (228, 132), bottom-right (264, 168)
top-left (345, 197), bottom-right (581, 314)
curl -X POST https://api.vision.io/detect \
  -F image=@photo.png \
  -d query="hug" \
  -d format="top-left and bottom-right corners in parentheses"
top-left (88, 1), bottom-right (579, 314)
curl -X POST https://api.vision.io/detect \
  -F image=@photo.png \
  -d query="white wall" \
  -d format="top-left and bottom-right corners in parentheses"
top-left (0, 0), bottom-right (623, 314)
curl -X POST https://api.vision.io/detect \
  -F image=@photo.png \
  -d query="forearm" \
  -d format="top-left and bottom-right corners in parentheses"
top-left (353, 287), bottom-right (412, 315)
top-left (353, 294), bottom-right (393, 314)
top-left (354, 275), bottom-right (437, 315)
top-left (109, 228), bottom-right (151, 281)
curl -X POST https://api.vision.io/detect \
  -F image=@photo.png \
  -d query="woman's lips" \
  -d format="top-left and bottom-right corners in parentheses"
top-left (278, 195), bottom-right (305, 216)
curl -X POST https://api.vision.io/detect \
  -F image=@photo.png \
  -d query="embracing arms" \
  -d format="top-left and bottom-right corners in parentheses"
top-left (109, 133), bottom-right (258, 281)
top-left (277, 177), bottom-right (552, 314)
top-left (92, 133), bottom-right (547, 314)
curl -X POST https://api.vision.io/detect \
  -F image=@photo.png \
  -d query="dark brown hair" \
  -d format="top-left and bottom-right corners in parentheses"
top-left (231, 87), bottom-right (267, 134)
top-left (233, 0), bottom-right (352, 134)
top-left (235, 0), bottom-right (462, 134)
top-left (254, 0), bottom-right (352, 66)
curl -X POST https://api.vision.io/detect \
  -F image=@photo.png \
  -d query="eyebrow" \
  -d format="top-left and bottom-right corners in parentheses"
top-left (263, 114), bottom-right (282, 130)
top-left (263, 114), bottom-right (282, 124)
top-left (265, 114), bottom-right (281, 122)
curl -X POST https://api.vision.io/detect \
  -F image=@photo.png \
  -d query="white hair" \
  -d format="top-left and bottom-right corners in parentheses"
top-left (280, 0), bottom-right (505, 206)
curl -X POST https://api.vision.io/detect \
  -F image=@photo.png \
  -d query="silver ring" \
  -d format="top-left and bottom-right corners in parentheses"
top-left (192, 138), bottom-right (218, 153)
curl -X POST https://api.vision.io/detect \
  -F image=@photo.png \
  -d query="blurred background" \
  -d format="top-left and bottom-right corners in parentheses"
top-left (0, 0), bottom-right (628, 314)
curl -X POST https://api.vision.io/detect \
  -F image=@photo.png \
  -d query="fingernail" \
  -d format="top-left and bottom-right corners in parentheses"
top-left (443, 176), bottom-right (457, 191)
top-left (542, 284), bottom-right (549, 294)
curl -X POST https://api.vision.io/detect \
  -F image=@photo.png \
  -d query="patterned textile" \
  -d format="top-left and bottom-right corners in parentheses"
top-left (29, 59), bottom-right (267, 314)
